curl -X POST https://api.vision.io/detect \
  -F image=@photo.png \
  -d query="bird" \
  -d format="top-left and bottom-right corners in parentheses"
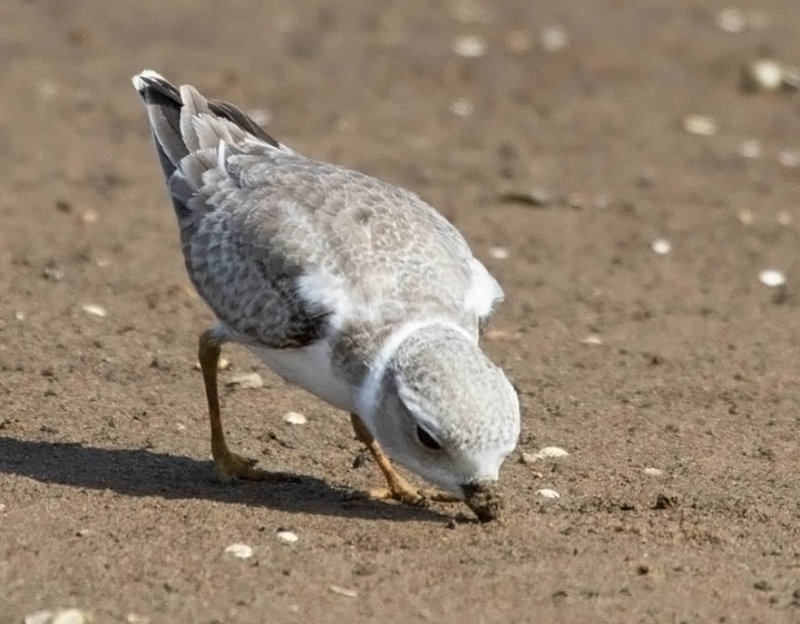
top-left (131, 70), bottom-right (520, 522)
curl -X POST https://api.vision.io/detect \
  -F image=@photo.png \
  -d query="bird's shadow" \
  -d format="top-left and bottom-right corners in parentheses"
top-left (0, 436), bottom-right (450, 523)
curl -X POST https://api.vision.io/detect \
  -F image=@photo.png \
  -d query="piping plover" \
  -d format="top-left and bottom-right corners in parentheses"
top-left (132, 70), bottom-right (519, 521)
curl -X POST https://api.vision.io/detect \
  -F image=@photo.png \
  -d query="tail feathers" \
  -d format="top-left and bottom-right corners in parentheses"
top-left (132, 69), bottom-right (282, 204)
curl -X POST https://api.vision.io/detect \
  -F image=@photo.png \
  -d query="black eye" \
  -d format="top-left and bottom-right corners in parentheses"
top-left (416, 425), bottom-right (442, 451)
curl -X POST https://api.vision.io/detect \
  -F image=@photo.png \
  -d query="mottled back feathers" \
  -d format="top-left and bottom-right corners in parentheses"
top-left (132, 70), bottom-right (502, 353)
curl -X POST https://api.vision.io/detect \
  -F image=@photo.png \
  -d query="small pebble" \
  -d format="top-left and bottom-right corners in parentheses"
top-left (276, 529), bottom-right (299, 544)
top-left (42, 268), bottom-right (64, 282)
top-left (449, 97), bottom-right (475, 117)
top-left (498, 185), bottom-right (554, 207)
top-left (15, 311), bottom-right (26, 321)
top-left (81, 304), bottom-right (107, 318)
top-left (650, 239), bottom-right (672, 255)
top-left (778, 149), bottom-right (800, 168)
top-left (452, 34), bottom-right (487, 58)
top-left (737, 208), bottom-right (754, 225)
top-left (594, 194), bottom-right (612, 210)
top-left (126, 615), bottom-right (150, 624)
top-left (224, 543), bottom-right (254, 559)
top-left (489, 246), bottom-right (510, 260)
top-left (716, 8), bottom-right (746, 33)
top-left (55, 199), bottom-right (73, 213)
top-left (76, 528), bottom-right (92, 537)
top-left (0, 503), bottom-right (6, 512)
top-left (776, 211), bottom-right (792, 225)
top-left (682, 114), bottom-right (718, 136)
top-left (505, 30), bottom-right (533, 53)
top-left (581, 335), bottom-right (603, 345)
top-left (643, 467), bottom-right (664, 477)
top-left (537, 488), bottom-right (561, 499)
top-left (226, 373), bottom-right (263, 389)
top-left (37, 81), bottom-right (59, 98)
top-left (283, 411), bottom-right (307, 425)
top-left (329, 584), bottom-right (358, 598)
top-left (80, 209), bottom-right (99, 224)
top-left (758, 269), bottom-right (786, 288)
top-left (539, 24), bottom-right (568, 53)
top-left (738, 139), bottom-right (762, 159)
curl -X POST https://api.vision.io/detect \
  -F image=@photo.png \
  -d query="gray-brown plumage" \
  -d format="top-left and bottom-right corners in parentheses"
top-left (133, 70), bottom-right (520, 521)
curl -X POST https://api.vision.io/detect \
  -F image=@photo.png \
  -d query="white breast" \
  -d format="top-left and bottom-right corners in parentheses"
top-left (249, 340), bottom-right (356, 413)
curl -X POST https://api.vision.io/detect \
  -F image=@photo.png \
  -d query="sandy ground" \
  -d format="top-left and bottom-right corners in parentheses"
top-left (1, 1), bottom-right (799, 623)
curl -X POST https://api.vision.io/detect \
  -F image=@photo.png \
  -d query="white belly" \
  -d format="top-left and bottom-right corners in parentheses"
top-left (249, 341), bottom-right (356, 413)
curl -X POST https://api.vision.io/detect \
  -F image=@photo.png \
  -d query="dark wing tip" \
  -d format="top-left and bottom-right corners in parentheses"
top-left (131, 70), bottom-right (181, 108)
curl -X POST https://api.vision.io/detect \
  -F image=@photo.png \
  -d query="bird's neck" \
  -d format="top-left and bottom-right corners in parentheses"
top-left (352, 318), bottom-right (474, 420)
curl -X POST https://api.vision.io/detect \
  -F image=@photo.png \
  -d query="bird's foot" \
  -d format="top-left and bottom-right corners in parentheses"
top-left (348, 475), bottom-right (460, 507)
top-left (213, 450), bottom-right (271, 482)
top-left (419, 490), bottom-right (461, 503)
top-left (355, 485), bottom-right (429, 507)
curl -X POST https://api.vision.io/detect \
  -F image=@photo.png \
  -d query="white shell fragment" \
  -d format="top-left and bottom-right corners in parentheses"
top-left (449, 97), bottom-right (475, 117)
top-left (738, 139), bottom-right (762, 159)
top-left (716, 8), bottom-right (746, 34)
top-left (276, 529), bottom-right (299, 543)
top-left (225, 373), bottom-right (263, 389)
top-left (80, 209), bottom-right (99, 224)
top-left (537, 488), bottom-right (561, 499)
top-left (52, 610), bottom-right (91, 624)
top-left (283, 411), bottom-right (307, 425)
top-left (650, 239), bottom-right (672, 255)
top-left (25, 612), bottom-right (54, 624)
top-left (643, 467), bottom-right (664, 477)
top-left (581, 335), bottom-right (603, 345)
top-left (737, 209), bottom-right (754, 225)
top-left (81, 304), bottom-right (107, 318)
top-left (778, 149), bottom-right (800, 168)
top-left (742, 59), bottom-right (783, 92)
top-left (682, 114), bottom-right (718, 136)
top-left (329, 584), bottom-right (359, 598)
top-left (539, 24), bottom-right (569, 53)
top-left (224, 543), bottom-right (254, 559)
top-left (26, 610), bottom-right (93, 624)
top-left (489, 246), bottom-right (510, 260)
top-left (530, 446), bottom-right (569, 461)
top-left (742, 59), bottom-right (800, 93)
top-left (758, 269), bottom-right (786, 288)
top-left (452, 34), bottom-right (488, 58)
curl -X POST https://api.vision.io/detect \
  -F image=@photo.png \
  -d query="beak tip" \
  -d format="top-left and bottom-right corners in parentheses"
top-left (462, 482), bottom-right (504, 523)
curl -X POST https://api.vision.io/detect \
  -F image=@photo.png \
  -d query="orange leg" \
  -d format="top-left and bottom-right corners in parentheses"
top-left (349, 413), bottom-right (459, 505)
top-left (199, 329), bottom-right (269, 482)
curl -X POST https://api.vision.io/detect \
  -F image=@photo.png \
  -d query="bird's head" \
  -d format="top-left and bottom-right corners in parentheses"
top-left (359, 323), bottom-right (520, 521)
